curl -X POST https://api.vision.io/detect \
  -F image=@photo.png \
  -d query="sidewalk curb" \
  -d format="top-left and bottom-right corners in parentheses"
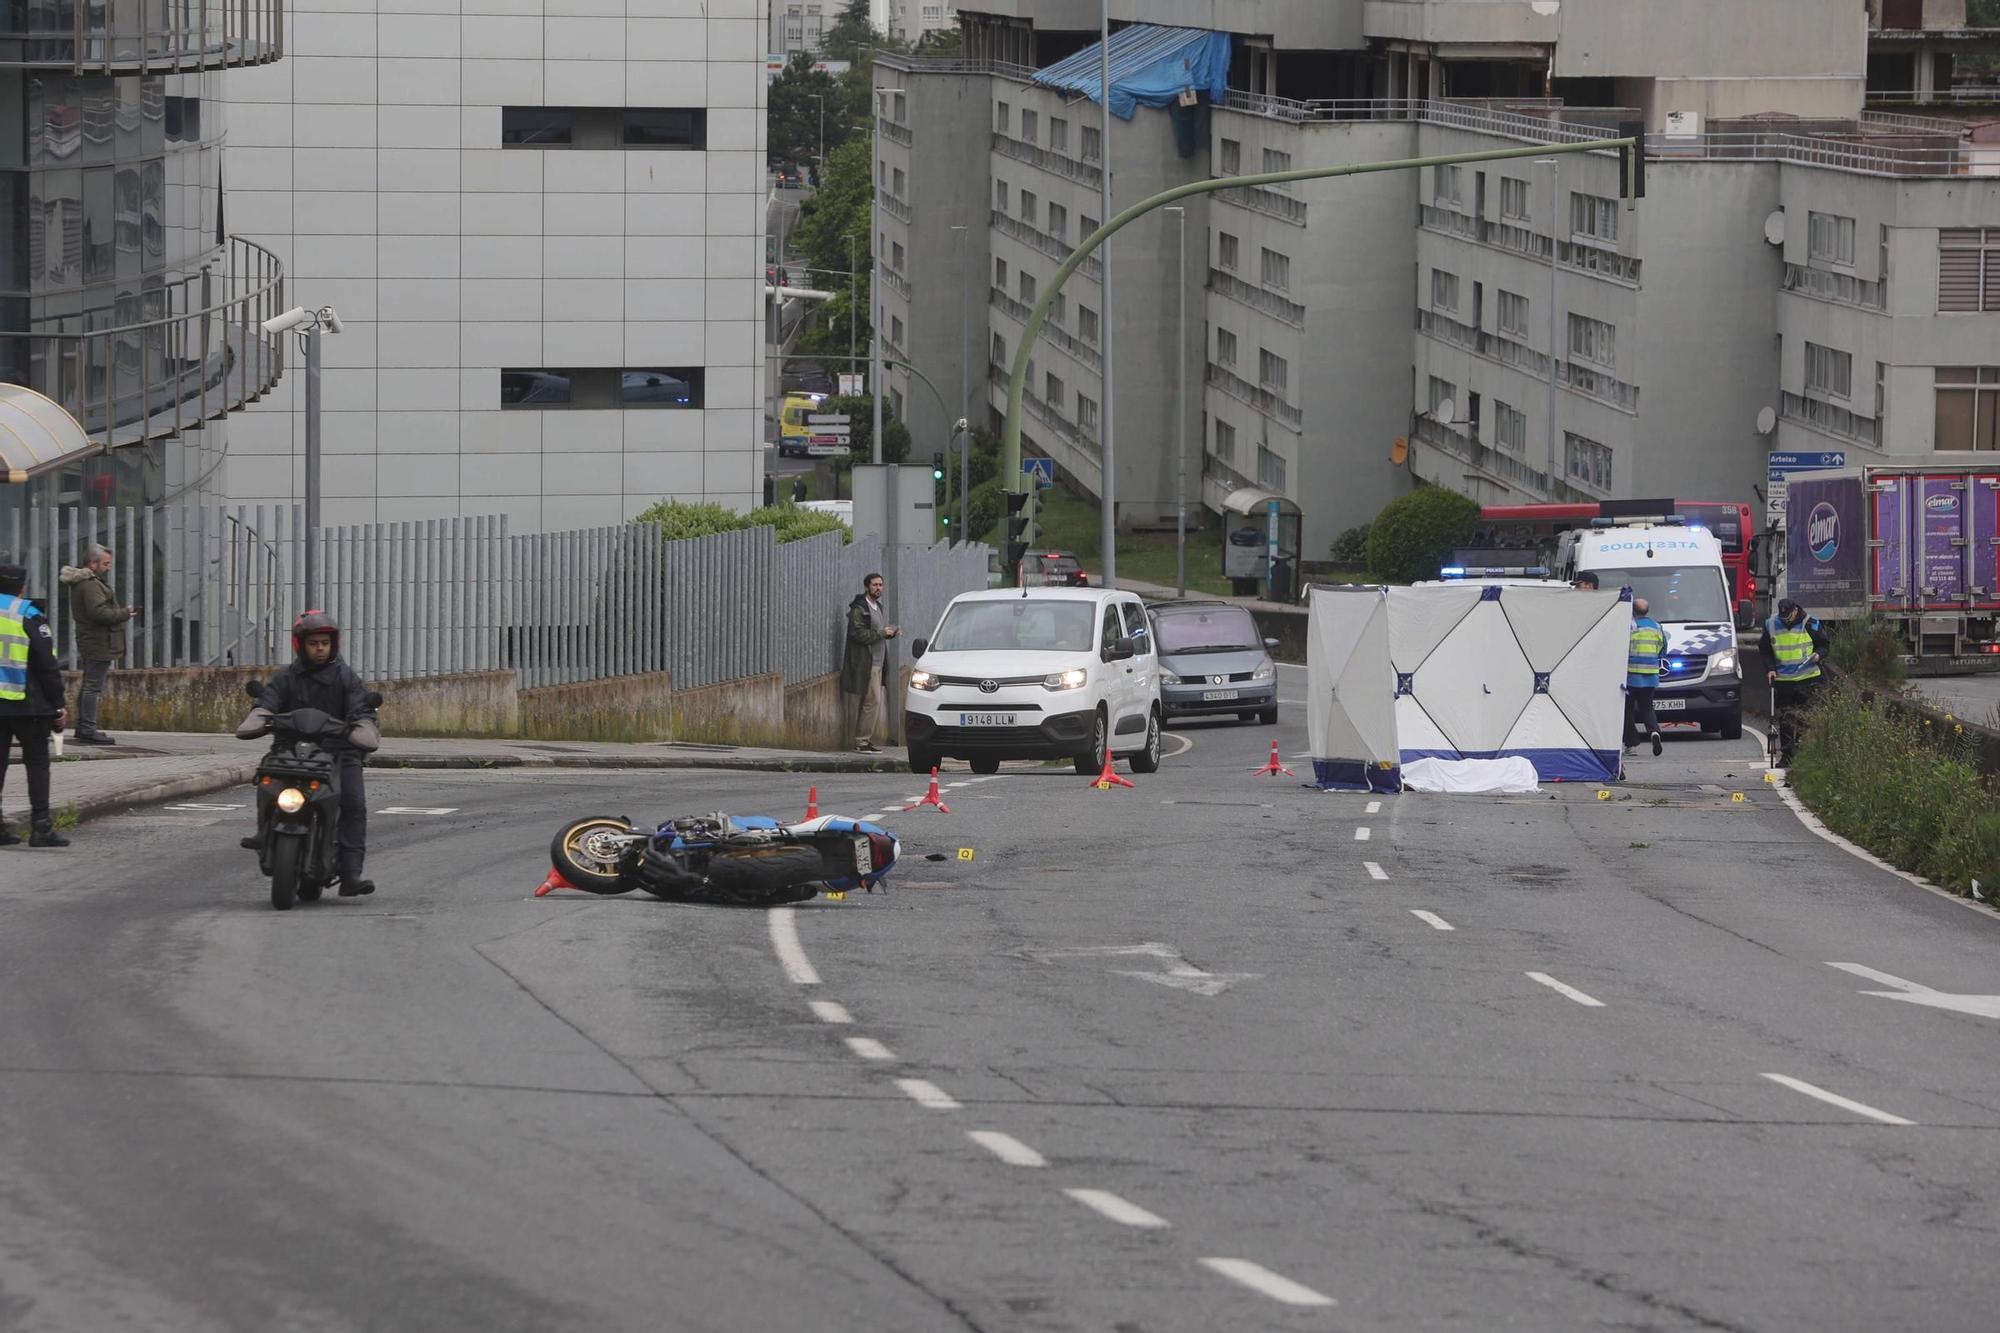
top-left (72, 763), bottom-right (259, 823)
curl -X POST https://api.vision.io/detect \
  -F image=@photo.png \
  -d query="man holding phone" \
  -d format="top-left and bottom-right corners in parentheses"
top-left (60, 543), bottom-right (139, 745)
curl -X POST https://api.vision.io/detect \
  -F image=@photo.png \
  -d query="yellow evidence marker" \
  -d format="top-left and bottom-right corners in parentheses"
top-left (956, 848), bottom-right (976, 861)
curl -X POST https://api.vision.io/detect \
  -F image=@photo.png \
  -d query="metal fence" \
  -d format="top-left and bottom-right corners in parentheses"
top-left (3, 504), bottom-right (992, 692)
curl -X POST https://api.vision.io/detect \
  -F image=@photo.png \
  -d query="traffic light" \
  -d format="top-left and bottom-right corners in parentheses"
top-left (931, 451), bottom-right (946, 482)
top-left (1004, 490), bottom-right (1031, 576)
top-left (1618, 120), bottom-right (1645, 200)
top-left (1021, 485), bottom-right (1041, 548)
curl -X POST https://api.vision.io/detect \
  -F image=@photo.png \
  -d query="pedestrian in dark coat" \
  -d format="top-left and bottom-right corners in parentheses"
top-left (60, 544), bottom-right (137, 745)
top-left (840, 572), bottom-right (898, 752)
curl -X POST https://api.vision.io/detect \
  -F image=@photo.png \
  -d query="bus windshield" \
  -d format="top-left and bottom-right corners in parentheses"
top-left (1678, 503), bottom-right (1745, 554)
top-left (1594, 566), bottom-right (1732, 623)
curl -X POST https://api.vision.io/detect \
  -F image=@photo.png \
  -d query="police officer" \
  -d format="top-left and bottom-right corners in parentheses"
top-left (0, 563), bottom-right (70, 847)
top-left (1761, 598), bottom-right (1827, 767)
top-left (1626, 595), bottom-right (1667, 757)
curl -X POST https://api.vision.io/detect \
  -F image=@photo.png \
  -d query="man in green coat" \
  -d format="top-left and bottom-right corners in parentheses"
top-left (841, 572), bottom-right (899, 752)
top-left (59, 544), bottom-right (137, 745)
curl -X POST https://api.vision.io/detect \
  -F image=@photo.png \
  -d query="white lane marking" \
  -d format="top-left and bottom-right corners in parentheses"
top-left (166, 802), bottom-right (244, 811)
top-left (1199, 1258), bottom-right (1336, 1307)
top-left (1411, 910), bottom-right (1455, 931)
top-left (1365, 800), bottom-right (1381, 814)
top-left (1363, 861), bottom-right (1389, 881)
top-left (845, 1036), bottom-right (896, 1061)
top-left (944, 781), bottom-right (971, 788)
top-left (379, 806), bottom-right (458, 815)
top-left (1826, 962), bottom-right (2000, 1020)
top-left (1761, 1073), bottom-right (1914, 1125)
top-left (809, 1000), bottom-right (853, 1024)
top-left (1063, 1188), bottom-right (1169, 1229)
top-left (1162, 732), bottom-right (1195, 758)
top-left (1526, 971), bottom-right (1604, 1007)
top-left (895, 1077), bottom-right (961, 1110)
top-left (767, 907), bottom-right (820, 985)
top-left (1354, 827), bottom-right (1371, 841)
top-left (967, 1130), bottom-right (1046, 1167)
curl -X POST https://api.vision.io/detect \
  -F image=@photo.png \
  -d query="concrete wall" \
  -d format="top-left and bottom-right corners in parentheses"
top-left (60, 666), bottom-right (274, 734)
top-left (381, 671), bottom-right (521, 737)
top-left (520, 671), bottom-right (673, 741)
top-left (783, 672), bottom-right (851, 749)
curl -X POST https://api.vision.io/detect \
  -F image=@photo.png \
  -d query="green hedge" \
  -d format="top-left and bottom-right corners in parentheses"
top-left (1365, 486), bottom-right (1480, 584)
top-left (1787, 681), bottom-right (2000, 895)
top-left (634, 500), bottom-right (849, 544)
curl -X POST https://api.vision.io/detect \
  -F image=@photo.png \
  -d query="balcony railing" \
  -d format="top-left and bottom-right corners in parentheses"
top-left (990, 133), bottom-right (1103, 189)
top-left (879, 192), bottom-right (913, 224)
top-left (1412, 413), bottom-right (1577, 500)
top-left (988, 287), bottom-right (1102, 373)
top-left (1205, 363), bottom-right (1304, 429)
top-left (880, 266), bottom-right (911, 299)
top-left (1561, 361), bottom-right (1640, 413)
top-left (1420, 206), bottom-right (1645, 286)
top-left (878, 120), bottom-right (913, 146)
top-left (990, 210), bottom-right (1101, 281)
top-left (1782, 262), bottom-right (1888, 311)
top-left (1209, 269), bottom-right (1307, 327)
top-left (1781, 391), bottom-right (1883, 447)
top-left (1416, 309), bottom-right (1635, 411)
top-left (7, 236), bottom-right (287, 451)
top-left (1212, 185), bottom-right (1308, 227)
top-left (986, 361), bottom-right (1098, 457)
top-left (5, 0), bottom-right (285, 72)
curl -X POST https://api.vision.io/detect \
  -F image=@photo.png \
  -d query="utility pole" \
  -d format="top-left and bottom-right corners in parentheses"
top-left (844, 232), bottom-right (857, 369)
top-left (1168, 205), bottom-right (1186, 597)
top-left (1097, 3), bottom-right (1117, 589)
top-left (952, 222), bottom-right (970, 544)
top-left (1543, 154), bottom-right (1560, 498)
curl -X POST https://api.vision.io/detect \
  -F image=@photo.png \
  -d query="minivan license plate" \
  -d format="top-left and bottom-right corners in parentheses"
top-left (957, 712), bottom-right (1017, 726)
top-left (1202, 689), bottom-right (1239, 701)
top-left (1654, 698), bottom-right (1686, 710)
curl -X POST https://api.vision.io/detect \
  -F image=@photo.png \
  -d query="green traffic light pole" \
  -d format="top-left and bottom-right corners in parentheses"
top-left (998, 133), bottom-right (1643, 589)
top-left (881, 355), bottom-right (970, 541)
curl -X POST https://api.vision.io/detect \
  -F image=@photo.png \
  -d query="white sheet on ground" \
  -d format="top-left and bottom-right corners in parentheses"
top-left (1401, 755), bottom-right (1541, 794)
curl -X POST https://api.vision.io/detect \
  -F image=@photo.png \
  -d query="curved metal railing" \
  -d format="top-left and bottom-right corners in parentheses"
top-left (0, 0), bottom-right (283, 73)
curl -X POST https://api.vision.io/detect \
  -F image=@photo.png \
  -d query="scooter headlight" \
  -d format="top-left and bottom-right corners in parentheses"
top-left (276, 787), bottom-right (306, 813)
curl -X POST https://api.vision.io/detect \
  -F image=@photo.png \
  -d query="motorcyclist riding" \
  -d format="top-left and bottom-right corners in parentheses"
top-left (236, 611), bottom-right (382, 894)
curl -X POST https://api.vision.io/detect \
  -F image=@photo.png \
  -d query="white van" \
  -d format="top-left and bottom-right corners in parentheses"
top-left (1553, 518), bottom-right (1743, 739)
top-left (902, 587), bottom-right (1164, 776)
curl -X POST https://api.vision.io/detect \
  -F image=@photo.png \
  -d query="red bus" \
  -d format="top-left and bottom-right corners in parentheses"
top-left (1466, 500), bottom-right (1757, 625)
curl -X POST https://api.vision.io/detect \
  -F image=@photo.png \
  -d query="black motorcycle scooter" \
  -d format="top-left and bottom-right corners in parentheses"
top-left (241, 680), bottom-right (383, 911)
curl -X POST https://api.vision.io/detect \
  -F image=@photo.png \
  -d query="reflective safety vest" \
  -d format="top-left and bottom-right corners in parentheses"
top-left (0, 595), bottom-right (31, 702)
top-left (1767, 614), bottom-right (1822, 683)
top-left (1627, 616), bottom-right (1666, 688)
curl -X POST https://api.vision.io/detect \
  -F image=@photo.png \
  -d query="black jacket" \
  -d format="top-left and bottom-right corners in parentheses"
top-left (244, 656), bottom-right (379, 753)
top-left (0, 604), bottom-right (65, 719)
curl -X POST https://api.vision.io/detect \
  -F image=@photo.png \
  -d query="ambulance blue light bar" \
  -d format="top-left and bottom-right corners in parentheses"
top-left (1588, 515), bottom-right (1686, 528)
top-left (1439, 565), bottom-right (1548, 579)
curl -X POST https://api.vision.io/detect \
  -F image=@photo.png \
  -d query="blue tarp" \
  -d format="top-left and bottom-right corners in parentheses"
top-left (1032, 24), bottom-right (1231, 121)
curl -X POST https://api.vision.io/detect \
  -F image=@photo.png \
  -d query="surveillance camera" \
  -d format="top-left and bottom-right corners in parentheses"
top-left (261, 306), bottom-right (313, 336)
top-left (319, 307), bottom-right (344, 335)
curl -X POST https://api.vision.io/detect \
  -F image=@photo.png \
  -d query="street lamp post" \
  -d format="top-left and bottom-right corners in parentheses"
top-left (951, 222), bottom-right (970, 543)
top-left (1097, 0), bottom-right (1117, 589)
top-left (1540, 155), bottom-right (1560, 498)
top-left (809, 93), bottom-right (825, 171)
top-left (843, 232), bottom-right (857, 368)
top-left (1167, 205), bottom-right (1186, 597)
top-left (261, 303), bottom-right (344, 608)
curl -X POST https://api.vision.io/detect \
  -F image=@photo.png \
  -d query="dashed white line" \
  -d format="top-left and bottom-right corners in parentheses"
top-left (967, 1130), bottom-right (1046, 1167)
top-left (1411, 910), bottom-right (1455, 931)
top-left (809, 1000), bottom-right (853, 1024)
top-left (1063, 1188), bottom-right (1169, 1229)
top-left (1526, 971), bottom-right (1604, 1007)
top-left (1354, 826), bottom-right (1371, 841)
top-left (845, 1036), bottom-right (896, 1061)
top-left (1363, 861), bottom-right (1388, 881)
top-left (767, 907), bottom-right (820, 985)
top-left (895, 1078), bottom-right (961, 1110)
top-left (1365, 800), bottom-right (1382, 814)
top-left (1199, 1258), bottom-right (1336, 1307)
top-left (1761, 1073), bottom-right (1914, 1126)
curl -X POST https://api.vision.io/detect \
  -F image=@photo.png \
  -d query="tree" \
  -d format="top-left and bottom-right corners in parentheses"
top-left (791, 136), bottom-right (873, 355)
top-left (769, 52), bottom-right (853, 167)
top-left (1365, 485), bottom-right (1480, 583)
top-left (914, 25), bottom-right (962, 56)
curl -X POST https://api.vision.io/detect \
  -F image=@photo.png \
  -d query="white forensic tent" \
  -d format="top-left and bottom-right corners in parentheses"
top-left (1387, 583), bottom-right (1629, 783)
top-left (1305, 585), bottom-right (1401, 792)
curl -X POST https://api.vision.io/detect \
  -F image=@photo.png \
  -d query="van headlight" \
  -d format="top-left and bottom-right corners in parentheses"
top-left (1043, 667), bottom-right (1088, 691)
top-left (276, 787), bottom-right (307, 813)
top-left (1252, 662), bottom-right (1275, 681)
top-left (1160, 672), bottom-right (1181, 686)
top-left (909, 669), bottom-right (940, 692)
top-left (1707, 649), bottom-right (1737, 678)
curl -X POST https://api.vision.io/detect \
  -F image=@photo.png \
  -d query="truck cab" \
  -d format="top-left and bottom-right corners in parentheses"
top-left (1553, 519), bottom-right (1744, 740)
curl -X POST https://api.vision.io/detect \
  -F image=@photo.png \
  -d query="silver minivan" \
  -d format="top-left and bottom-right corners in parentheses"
top-left (1147, 601), bottom-right (1279, 726)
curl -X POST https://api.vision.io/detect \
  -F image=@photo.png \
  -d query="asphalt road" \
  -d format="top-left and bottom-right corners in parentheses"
top-left (1906, 670), bottom-right (2000, 725)
top-left (2, 663), bottom-right (1996, 1331)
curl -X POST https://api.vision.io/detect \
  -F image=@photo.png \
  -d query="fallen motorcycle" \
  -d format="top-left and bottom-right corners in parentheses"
top-left (548, 812), bottom-right (900, 905)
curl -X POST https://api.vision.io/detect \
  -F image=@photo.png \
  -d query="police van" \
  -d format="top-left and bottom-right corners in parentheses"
top-left (1552, 518), bottom-right (1743, 740)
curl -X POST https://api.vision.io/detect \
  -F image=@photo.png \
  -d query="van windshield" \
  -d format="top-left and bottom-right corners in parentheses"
top-left (930, 600), bottom-right (1097, 653)
top-left (1595, 566), bottom-right (1731, 622)
top-left (1154, 606), bottom-right (1261, 653)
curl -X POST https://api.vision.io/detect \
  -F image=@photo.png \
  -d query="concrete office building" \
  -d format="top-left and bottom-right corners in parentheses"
top-left (879, 1), bottom-right (2000, 556)
top-left (1, 0), bottom-right (287, 520)
top-left (221, 0), bottom-right (768, 530)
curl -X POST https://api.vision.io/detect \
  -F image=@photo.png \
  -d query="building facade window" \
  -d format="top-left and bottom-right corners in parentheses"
top-left (502, 107), bottom-right (706, 148)
top-left (996, 101), bottom-right (1010, 133)
top-left (1262, 147), bottom-right (1292, 174)
top-left (1214, 418), bottom-right (1236, 462)
top-left (890, 315), bottom-right (904, 346)
top-left (1019, 271), bottom-right (1036, 302)
top-left (892, 167), bottom-right (905, 197)
top-left (1434, 164), bottom-right (1463, 207)
top-left (1050, 291), bottom-right (1066, 326)
top-left (991, 332), bottom-right (1007, 366)
top-left (1938, 228), bottom-right (2000, 312)
top-left (1261, 248), bottom-right (1292, 292)
top-left (1020, 189), bottom-right (1037, 225)
top-left (1428, 376), bottom-right (1456, 416)
top-left (1567, 313), bottom-right (1616, 368)
top-left (994, 179), bottom-right (1009, 211)
top-left (1935, 367), bottom-right (2000, 450)
top-left (995, 257), bottom-right (1008, 288)
top-left (1081, 125), bottom-right (1101, 162)
top-left (1020, 108), bottom-right (1038, 143)
top-left (1495, 401), bottom-right (1527, 453)
top-left (1500, 177), bottom-right (1529, 220)
top-left (1257, 444), bottom-right (1287, 492)
top-left (1259, 348), bottom-right (1289, 393)
top-left (1216, 327), bottom-right (1238, 367)
top-left (1808, 211), bottom-right (1856, 266)
top-left (501, 368), bottom-right (704, 408)
top-left (1219, 232), bottom-right (1240, 271)
top-left (1805, 341), bottom-right (1853, 399)
top-left (892, 92), bottom-right (906, 121)
top-left (1049, 117), bottom-right (1068, 152)
top-left (1431, 269), bottom-right (1459, 312)
top-left (1570, 192), bottom-right (1618, 244)
top-left (1565, 432), bottom-right (1612, 491)
top-left (1047, 203), bottom-right (1067, 241)
top-left (1045, 372), bottom-right (1064, 408)
top-left (891, 241), bottom-right (904, 271)
top-left (1220, 138), bottom-right (1240, 174)
top-left (1080, 306), bottom-right (1099, 343)
top-left (1077, 394), bottom-right (1099, 435)
top-left (1497, 290), bottom-right (1529, 336)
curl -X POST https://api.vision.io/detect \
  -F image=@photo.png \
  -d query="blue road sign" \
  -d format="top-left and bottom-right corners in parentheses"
top-left (1022, 458), bottom-right (1055, 488)
top-left (1767, 451), bottom-right (1846, 479)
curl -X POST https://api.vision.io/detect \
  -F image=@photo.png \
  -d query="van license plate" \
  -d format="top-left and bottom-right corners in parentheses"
top-left (1202, 689), bottom-right (1239, 701)
top-left (956, 713), bottom-right (1017, 726)
top-left (1654, 698), bottom-right (1687, 710)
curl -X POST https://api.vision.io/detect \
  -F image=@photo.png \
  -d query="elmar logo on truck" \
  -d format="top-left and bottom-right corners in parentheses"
top-left (1926, 493), bottom-right (1960, 515)
top-left (1807, 502), bottom-right (1840, 563)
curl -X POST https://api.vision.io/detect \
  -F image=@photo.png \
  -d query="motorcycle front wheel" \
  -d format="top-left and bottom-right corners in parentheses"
top-left (551, 815), bottom-right (639, 894)
top-left (269, 834), bottom-right (304, 911)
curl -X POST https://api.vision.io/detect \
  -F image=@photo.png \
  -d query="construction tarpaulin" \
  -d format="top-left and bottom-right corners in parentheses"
top-left (1388, 583), bottom-right (1629, 783)
top-left (1032, 24), bottom-right (1232, 120)
top-left (1305, 585), bottom-right (1401, 792)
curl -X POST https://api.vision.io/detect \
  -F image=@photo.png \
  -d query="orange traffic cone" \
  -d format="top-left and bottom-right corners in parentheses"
top-left (534, 866), bottom-right (576, 897)
top-left (1251, 739), bottom-right (1296, 778)
top-left (805, 785), bottom-right (819, 819)
top-left (1090, 752), bottom-right (1135, 790)
top-left (903, 767), bottom-right (951, 813)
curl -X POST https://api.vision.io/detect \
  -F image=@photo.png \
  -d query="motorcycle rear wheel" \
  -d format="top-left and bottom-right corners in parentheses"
top-left (552, 815), bottom-right (639, 894)
top-left (269, 835), bottom-right (304, 911)
top-left (706, 844), bottom-right (826, 903)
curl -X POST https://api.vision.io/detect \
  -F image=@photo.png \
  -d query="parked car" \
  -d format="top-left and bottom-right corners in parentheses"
top-left (1146, 600), bottom-right (1279, 726)
top-left (904, 588), bottom-right (1163, 776)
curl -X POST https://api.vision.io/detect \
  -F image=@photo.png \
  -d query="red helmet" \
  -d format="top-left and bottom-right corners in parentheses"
top-left (291, 609), bottom-right (341, 660)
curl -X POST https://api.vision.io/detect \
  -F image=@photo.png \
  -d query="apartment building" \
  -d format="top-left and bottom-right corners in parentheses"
top-left (881, 1), bottom-right (2000, 555)
top-left (773, 1), bottom-right (831, 58)
top-left (220, 0), bottom-right (768, 531)
top-left (1, 0), bottom-right (287, 522)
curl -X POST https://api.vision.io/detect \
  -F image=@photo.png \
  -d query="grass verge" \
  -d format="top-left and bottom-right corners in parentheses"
top-left (1787, 680), bottom-right (2000, 895)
